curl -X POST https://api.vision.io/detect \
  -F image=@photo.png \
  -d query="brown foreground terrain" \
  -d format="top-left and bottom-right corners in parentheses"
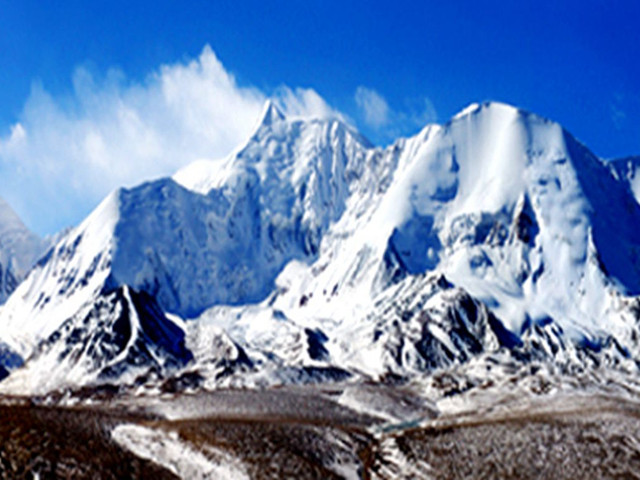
top-left (1, 390), bottom-right (640, 479)
top-left (370, 397), bottom-right (640, 479)
top-left (0, 402), bottom-right (176, 479)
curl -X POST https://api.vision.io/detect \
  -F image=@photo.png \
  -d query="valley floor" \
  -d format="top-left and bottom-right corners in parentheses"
top-left (2, 387), bottom-right (640, 479)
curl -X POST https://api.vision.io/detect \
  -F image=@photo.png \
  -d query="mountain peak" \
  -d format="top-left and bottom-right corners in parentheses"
top-left (451, 101), bottom-right (521, 121)
top-left (258, 99), bottom-right (286, 127)
top-left (0, 197), bottom-right (29, 236)
top-left (0, 197), bottom-right (47, 304)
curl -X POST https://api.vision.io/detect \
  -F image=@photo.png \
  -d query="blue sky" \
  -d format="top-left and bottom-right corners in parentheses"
top-left (1, 0), bottom-right (639, 235)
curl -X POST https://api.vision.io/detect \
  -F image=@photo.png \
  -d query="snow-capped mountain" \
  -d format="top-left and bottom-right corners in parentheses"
top-left (0, 198), bottom-right (46, 303)
top-left (2, 100), bottom-right (640, 395)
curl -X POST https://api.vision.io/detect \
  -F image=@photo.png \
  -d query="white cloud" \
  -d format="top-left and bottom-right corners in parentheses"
top-left (355, 86), bottom-right (390, 128)
top-left (610, 94), bottom-right (627, 130)
top-left (273, 86), bottom-right (344, 121)
top-left (354, 86), bottom-right (437, 141)
top-left (0, 45), bottom-right (338, 235)
top-left (403, 96), bottom-right (438, 129)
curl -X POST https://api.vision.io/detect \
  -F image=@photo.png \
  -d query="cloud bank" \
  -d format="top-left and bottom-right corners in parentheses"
top-left (0, 46), bottom-right (338, 235)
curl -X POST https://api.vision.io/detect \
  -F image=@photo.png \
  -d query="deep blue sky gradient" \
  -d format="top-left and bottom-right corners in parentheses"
top-left (1, 0), bottom-right (639, 156)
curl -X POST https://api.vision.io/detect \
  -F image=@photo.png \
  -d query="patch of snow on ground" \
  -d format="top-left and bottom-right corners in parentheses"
top-left (111, 424), bottom-right (249, 480)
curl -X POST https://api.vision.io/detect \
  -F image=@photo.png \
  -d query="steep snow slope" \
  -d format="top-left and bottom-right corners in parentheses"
top-left (0, 192), bottom-right (119, 359)
top-left (0, 198), bottom-right (46, 303)
top-left (2, 101), bottom-right (640, 394)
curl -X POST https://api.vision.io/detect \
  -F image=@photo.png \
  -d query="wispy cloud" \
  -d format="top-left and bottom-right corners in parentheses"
top-left (355, 86), bottom-right (390, 128)
top-left (275, 86), bottom-right (343, 121)
top-left (0, 46), bottom-right (338, 235)
top-left (610, 94), bottom-right (627, 131)
top-left (354, 86), bottom-right (437, 142)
